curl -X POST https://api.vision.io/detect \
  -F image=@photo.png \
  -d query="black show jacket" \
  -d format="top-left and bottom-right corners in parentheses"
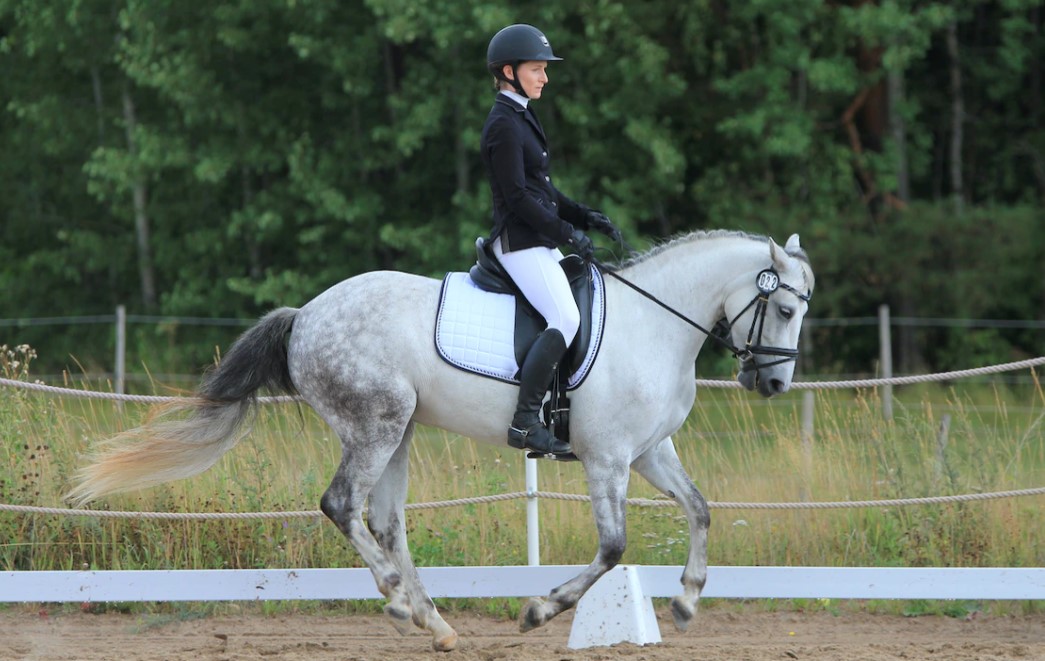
top-left (481, 93), bottom-right (590, 252)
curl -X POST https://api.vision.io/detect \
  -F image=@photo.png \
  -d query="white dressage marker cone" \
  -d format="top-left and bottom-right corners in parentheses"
top-left (567, 565), bottom-right (661, 649)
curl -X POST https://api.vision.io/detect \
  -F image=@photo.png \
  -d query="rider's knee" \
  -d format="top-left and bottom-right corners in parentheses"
top-left (552, 306), bottom-right (580, 346)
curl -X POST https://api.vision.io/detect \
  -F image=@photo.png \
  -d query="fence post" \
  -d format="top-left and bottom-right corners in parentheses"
top-left (799, 330), bottom-right (814, 500)
top-left (878, 304), bottom-right (893, 420)
top-left (526, 457), bottom-right (540, 566)
top-left (800, 391), bottom-right (815, 501)
top-left (934, 414), bottom-right (951, 487)
top-left (115, 305), bottom-right (126, 403)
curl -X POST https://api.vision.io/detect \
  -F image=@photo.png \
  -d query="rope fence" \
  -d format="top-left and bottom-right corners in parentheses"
top-left (5, 312), bottom-right (1045, 329)
top-left (1, 356), bottom-right (1042, 520)
top-left (2, 486), bottom-right (1045, 521)
top-left (698, 356), bottom-right (1045, 389)
top-left (2, 356), bottom-right (1043, 403)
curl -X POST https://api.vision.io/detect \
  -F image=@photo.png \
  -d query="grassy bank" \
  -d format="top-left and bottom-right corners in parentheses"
top-left (1, 344), bottom-right (1043, 616)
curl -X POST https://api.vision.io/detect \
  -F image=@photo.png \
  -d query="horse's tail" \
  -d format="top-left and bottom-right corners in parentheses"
top-left (66, 307), bottom-right (299, 506)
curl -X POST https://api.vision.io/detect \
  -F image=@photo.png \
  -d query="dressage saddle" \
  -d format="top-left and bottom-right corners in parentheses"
top-left (468, 238), bottom-right (595, 457)
top-left (468, 238), bottom-right (595, 377)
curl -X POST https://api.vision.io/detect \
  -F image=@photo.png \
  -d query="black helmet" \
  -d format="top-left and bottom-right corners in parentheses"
top-left (486, 24), bottom-right (562, 78)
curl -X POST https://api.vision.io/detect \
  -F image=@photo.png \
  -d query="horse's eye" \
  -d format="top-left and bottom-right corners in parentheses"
top-left (779, 305), bottom-right (794, 320)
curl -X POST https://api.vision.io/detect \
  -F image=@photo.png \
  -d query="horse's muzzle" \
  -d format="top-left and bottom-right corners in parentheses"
top-left (736, 362), bottom-right (789, 397)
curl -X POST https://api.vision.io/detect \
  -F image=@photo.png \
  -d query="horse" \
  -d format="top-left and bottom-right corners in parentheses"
top-left (68, 229), bottom-right (814, 652)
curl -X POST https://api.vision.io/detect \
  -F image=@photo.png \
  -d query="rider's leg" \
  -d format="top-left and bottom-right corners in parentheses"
top-left (507, 328), bottom-right (568, 453)
top-left (493, 240), bottom-right (579, 454)
top-left (493, 240), bottom-right (581, 345)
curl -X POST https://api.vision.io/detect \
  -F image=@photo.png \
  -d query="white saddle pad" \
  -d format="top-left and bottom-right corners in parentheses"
top-left (435, 266), bottom-right (605, 389)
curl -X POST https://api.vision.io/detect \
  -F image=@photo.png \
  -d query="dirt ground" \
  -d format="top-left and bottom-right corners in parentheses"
top-left (1, 608), bottom-right (1042, 661)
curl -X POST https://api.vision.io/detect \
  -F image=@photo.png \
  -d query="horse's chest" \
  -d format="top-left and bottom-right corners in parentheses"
top-left (606, 373), bottom-right (694, 442)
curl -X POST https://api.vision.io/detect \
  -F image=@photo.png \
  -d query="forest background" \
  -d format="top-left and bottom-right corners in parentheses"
top-left (1, 0), bottom-right (1042, 382)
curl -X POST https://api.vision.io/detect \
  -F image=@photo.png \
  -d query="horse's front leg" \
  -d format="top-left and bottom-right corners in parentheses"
top-left (632, 437), bottom-right (710, 632)
top-left (520, 458), bottom-right (630, 632)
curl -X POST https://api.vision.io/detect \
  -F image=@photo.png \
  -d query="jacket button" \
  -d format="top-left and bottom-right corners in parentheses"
top-left (545, 175), bottom-right (550, 181)
top-left (542, 151), bottom-right (547, 156)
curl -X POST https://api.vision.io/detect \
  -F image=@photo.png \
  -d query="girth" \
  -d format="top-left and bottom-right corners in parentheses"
top-left (469, 238), bottom-right (594, 376)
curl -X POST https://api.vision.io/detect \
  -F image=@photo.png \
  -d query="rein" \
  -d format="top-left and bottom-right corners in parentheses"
top-left (593, 258), bottom-right (738, 356)
top-left (592, 253), bottom-right (811, 372)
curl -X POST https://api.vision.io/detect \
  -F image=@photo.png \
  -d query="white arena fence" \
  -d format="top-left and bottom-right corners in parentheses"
top-left (1, 357), bottom-right (1043, 648)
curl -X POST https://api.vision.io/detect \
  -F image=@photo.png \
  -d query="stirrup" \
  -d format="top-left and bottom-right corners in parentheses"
top-left (507, 421), bottom-right (571, 455)
top-left (525, 450), bottom-right (579, 462)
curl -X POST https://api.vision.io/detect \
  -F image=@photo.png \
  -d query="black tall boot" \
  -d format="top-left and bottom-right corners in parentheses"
top-left (507, 329), bottom-right (571, 455)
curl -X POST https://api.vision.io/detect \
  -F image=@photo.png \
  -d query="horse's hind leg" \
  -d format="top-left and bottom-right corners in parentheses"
top-left (632, 437), bottom-right (710, 632)
top-left (321, 446), bottom-right (412, 632)
top-left (520, 458), bottom-right (630, 631)
top-left (317, 399), bottom-right (448, 649)
top-left (367, 422), bottom-right (458, 652)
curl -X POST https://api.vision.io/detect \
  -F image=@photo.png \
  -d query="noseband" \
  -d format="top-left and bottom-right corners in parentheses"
top-left (596, 261), bottom-right (811, 373)
top-left (726, 269), bottom-right (813, 373)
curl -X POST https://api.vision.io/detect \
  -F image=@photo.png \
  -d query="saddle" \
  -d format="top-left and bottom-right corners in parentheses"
top-left (468, 237), bottom-right (595, 376)
top-left (465, 238), bottom-right (597, 452)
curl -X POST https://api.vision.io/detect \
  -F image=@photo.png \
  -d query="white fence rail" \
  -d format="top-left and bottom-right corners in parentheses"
top-left (4, 565), bottom-right (1042, 603)
top-left (2, 565), bottom-right (1042, 648)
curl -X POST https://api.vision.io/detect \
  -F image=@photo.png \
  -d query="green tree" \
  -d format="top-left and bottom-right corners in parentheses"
top-left (1, 0), bottom-right (1042, 377)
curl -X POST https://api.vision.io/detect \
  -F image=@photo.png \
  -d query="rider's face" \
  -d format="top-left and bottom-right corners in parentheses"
top-left (504, 61), bottom-right (548, 99)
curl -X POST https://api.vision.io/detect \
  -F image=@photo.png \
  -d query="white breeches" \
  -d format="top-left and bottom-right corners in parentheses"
top-left (492, 238), bottom-right (580, 346)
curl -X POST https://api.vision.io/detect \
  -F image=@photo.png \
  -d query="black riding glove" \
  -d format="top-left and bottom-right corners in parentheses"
top-left (584, 210), bottom-right (621, 242)
top-left (568, 229), bottom-right (595, 260)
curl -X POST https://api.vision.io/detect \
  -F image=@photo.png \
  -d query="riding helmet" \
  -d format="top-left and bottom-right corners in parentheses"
top-left (486, 24), bottom-right (563, 80)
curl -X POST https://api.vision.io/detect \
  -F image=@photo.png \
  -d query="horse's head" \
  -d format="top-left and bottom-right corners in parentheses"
top-left (722, 233), bottom-right (814, 397)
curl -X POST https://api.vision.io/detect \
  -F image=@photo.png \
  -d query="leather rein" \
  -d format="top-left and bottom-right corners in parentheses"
top-left (592, 257), bottom-right (812, 373)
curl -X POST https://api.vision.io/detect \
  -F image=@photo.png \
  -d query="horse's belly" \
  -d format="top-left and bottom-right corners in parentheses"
top-left (411, 362), bottom-right (519, 445)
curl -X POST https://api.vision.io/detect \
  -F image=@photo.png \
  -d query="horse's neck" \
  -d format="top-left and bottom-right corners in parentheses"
top-left (621, 237), bottom-right (764, 330)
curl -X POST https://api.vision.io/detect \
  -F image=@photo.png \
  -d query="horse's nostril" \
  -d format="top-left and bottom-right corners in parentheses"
top-left (770, 378), bottom-right (786, 394)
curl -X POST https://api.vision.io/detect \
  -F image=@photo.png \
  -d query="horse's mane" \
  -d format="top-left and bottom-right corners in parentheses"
top-left (623, 229), bottom-right (805, 265)
top-left (619, 228), bottom-right (813, 289)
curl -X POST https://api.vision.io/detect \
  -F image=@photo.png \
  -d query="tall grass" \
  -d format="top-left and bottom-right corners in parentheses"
top-left (2, 345), bottom-right (1043, 614)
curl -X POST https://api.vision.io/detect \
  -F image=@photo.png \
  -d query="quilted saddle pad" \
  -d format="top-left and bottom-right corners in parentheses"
top-left (434, 267), bottom-right (605, 389)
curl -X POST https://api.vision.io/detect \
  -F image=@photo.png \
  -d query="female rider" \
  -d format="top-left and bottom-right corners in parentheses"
top-left (481, 24), bottom-right (619, 456)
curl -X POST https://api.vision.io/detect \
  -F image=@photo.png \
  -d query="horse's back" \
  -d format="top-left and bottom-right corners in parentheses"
top-left (287, 271), bottom-right (442, 388)
top-left (304, 270), bottom-right (439, 321)
top-left (286, 269), bottom-right (516, 443)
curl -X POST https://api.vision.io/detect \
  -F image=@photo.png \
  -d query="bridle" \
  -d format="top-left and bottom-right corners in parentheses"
top-left (727, 268), bottom-right (812, 373)
top-left (593, 259), bottom-right (812, 374)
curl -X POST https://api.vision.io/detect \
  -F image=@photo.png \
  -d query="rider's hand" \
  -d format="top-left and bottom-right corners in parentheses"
top-left (584, 210), bottom-right (621, 242)
top-left (569, 229), bottom-right (595, 260)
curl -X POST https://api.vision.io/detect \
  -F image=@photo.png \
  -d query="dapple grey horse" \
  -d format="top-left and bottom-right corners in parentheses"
top-left (69, 230), bottom-right (814, 651)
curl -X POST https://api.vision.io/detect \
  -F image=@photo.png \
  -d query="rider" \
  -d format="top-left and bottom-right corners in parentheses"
top-left (481, 24), bottom-right (619, 456)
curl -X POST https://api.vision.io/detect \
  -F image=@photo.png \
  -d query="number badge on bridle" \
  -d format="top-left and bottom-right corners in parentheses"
top-left (756, 269), bottom-right (780, 295)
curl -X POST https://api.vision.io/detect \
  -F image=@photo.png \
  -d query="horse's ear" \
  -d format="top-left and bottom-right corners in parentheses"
top-left (771, 234), bottom-right (801, 267)
top-left (769, 237), bottom-right (788, 268)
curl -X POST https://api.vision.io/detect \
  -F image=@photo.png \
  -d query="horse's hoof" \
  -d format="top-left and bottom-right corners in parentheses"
top-left (384, 604), bottom-right (413, 635)
top-left (519, 597), bottom-right (547, 633)
top-left (670, 596), bottom-right (695, 632)
top-left (432, 630), bottom-right (458, 652)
